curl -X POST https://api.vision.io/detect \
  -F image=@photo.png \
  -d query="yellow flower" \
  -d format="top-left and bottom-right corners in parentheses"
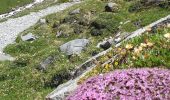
top-left (120, 49), bottom-right (127, 55)
top-left (125, 44), bottom-right (133, 50)
top-left (140, 43), bottom-right (147, 48)
top-left (133, 47), bottom-right (140, 56)
top-left (138, 46), bottom-right (143, 51)
top-left (114, 61), bottom-right (119, 66)
top-left (132, 56), bottom-right (136, 60)
top-left (146, 42), bottom-right (154, 47)
top-left (164, 33), bottom-right (170, 39)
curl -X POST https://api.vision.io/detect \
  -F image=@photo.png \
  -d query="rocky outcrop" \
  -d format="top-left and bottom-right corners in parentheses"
top-left (60, 39), bottom-right (89, 55)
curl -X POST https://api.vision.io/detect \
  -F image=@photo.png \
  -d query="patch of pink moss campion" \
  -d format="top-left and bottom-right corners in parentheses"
top-left (67, 68), bottom-right (170, 100)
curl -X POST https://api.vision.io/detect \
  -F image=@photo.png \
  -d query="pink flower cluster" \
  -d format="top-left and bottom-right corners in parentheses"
top-left (67, 68), bottom-right (170, 100)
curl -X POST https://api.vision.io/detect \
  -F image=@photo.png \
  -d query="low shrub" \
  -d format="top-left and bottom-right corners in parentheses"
top-left (67, 68), bottom-right (170, 100)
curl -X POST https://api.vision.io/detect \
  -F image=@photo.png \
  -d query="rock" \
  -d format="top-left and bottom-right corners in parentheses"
top-left (0, 53), bottom-right (15, 61)
top-left (105, 2), bottom-right (119, 12)
top-left (97, 37), bottom-right (113, 50)
top-left (60, 39), bottom-right (89, 55)
top-left (39, 56), bottom-right (56, 71)
top-left (74, 24), bottom-right (84, 34)
top-left (56, 31), bottom-right (63, 37)
top-left (91, 29), bottom-right (102, 36)
top-left (39, 18), bottom-right (46, 24)
top-left (91, 51), bottom-right (99, 56)
top-left (21, 33), bottom-right (37, 41)
top-left (69, 8), bottom-right (80, 15)
top-left (114, 37), bottom-right (121, 43)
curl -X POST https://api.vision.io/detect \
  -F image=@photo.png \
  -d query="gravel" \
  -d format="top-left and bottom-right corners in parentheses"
top-left (0, 1), bottom-right (80, 61)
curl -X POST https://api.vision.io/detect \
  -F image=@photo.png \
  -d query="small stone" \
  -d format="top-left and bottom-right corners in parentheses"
top-left (69, 8), bottom-right (80, 15)
top-left (39, 18), bottom-right (46, 24)
top-left (100, 41), bottom-right (112, 50)
top-left (105, 2), bottom-right (119, 12)
top-left (114, 37), bottom-right (121, 43)
top-left (21, 33), bottom-right (37, 41)
top-left (39, 56), bottom-right (56, 71)
top-left (91, 29), bottom-right (102, 36)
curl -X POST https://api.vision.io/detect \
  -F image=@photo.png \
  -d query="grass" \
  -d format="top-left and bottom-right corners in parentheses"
top-left (0, 0), bottom-right (33, 14)
top-left (0, 0), bottom-right (170, 99)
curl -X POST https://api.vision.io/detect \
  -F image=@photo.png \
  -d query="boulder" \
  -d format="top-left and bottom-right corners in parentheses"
top-left (105, 2), bottom-right (119, 12)
top-left (69, 8), bottom-right (80, 15)
top-left (60, 39), bottom-right (89, 55)
top-left (21, 33), bottom-right (37, 41)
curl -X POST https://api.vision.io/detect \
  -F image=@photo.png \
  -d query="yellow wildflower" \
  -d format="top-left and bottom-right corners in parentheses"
top-left (146, 42), bottom-right (154, 47)
top-left (114, 61), bottom-right (119, 66)
top-left (138, 46), bottom-right (143, 51)
top-left (164, 33), bottom-right (170, 39)
top-left (132, 56), bottom-right (136, 60)
top-left (125, 44), bottom-right (133, 50)
top-left (133, 47), bottom-right (140, 56)
top-left (140, 43), bottom-right (147, 48)
top-left (120, 49), bottom-right (127, 55)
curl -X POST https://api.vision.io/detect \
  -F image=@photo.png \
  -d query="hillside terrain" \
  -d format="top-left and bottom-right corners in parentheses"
top-left (0, 0), bottom-right (170, 99)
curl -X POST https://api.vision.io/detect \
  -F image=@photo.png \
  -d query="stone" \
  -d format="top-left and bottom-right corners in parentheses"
top-left (100, 41), bottom-right (112, 50)
top-left (114, 37), bottom-right (121, 43)
top-left (69, 8), bottom-right (80, 15)
top-left (39, 18), bottom-right (46, 24)
top-left (60, 39), bottom-right (89, 55)
top-left (0, 53), bottom-right (15, 61)
top-left (56, 31), bottom-right (63, 37)
top-left (21, 33), bottom-right (37, 41)
top-left (97, 37), bottom-right (114, 50)
top-left (39, 56), bottom-right (56, 71)
top-left (91, 29), bottom-right (102, 36)
top-left (105, 2), bottom-right (119, 12)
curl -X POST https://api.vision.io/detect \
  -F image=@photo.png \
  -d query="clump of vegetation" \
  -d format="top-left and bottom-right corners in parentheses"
top-left (68, 68), bottom-right (170, 100)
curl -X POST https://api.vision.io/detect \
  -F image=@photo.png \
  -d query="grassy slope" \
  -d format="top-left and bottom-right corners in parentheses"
top-left (0, 0), bottom-right (170, 99)
top-left (0, 0), bottom-right (33, 14)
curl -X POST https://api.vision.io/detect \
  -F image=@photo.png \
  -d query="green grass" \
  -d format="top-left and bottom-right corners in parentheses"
top-left (0, 0), bottom-right (33, 14)
top-left (0, 0), bottom-right (170, 99)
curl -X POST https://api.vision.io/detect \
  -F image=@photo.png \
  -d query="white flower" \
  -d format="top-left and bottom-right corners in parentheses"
top-left (140, 43), bottom-right (147, 48)
top-left (164, 33), bottom-right (170, 39)
top-left (125, 44), bottom-right (133, 50)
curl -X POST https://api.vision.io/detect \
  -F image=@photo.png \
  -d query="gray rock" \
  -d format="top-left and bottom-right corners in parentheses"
top-left (21, 33), bottom-right (37, 41)
top-left (60, 39), bottom-right (89, 55)
top-left (69, 8), bottom-right (80, 15)
top-left (0, 53), bottom-right (15, 61)
top-left (39, 18), bottom-right (46, 24)
top-left (105, 2), bottom-right (119, 12)
top-left (97, 37), bottom-right (114, 50)
top-left (39, 56), bottom-right (56, 71)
